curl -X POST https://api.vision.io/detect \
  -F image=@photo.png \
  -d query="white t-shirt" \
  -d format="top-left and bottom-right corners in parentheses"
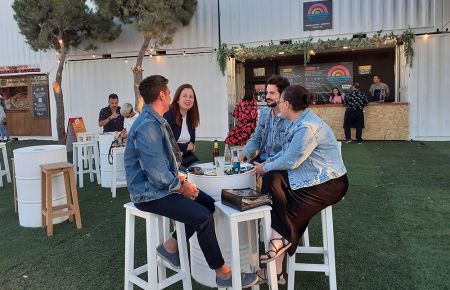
top-left (177, 115), bottom-right (191, 143)
top-left (124, 112), bottom-right (139, 133)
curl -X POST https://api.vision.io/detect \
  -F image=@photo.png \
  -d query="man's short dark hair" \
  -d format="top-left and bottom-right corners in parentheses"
top-left (353, 82), bottom-right (360, 89)
top-left (373, 75), bottom-right (381, 80)
top-left (266, 75), bottom-right (290, 94)
top-left (109, 93), bottom-right (119, 100)
top-left (139, 75), bottom-right (169, 104)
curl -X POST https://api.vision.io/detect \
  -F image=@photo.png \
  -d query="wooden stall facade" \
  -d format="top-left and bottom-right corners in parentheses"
top-left (0, 74), bottom-right (51, 136)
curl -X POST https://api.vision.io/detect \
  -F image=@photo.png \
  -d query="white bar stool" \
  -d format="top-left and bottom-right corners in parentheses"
top-left (111, 147), bottom-right (126, 198)
top-left (72, 141), bottom-right (100, 188)
top-left (76, 133), bottom-right (99, 169)
top-left (287, 205), bottom-right (337, 290)
top-left (215, 202), bottom-right (278, 290)
top-left (124, 202), bottom-right (192, 290)
top-left (0, 143), bottom-right (12, 187)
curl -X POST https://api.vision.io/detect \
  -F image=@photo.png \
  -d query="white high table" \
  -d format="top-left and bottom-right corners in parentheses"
top-left (188, 163), bottom-right (260, 288)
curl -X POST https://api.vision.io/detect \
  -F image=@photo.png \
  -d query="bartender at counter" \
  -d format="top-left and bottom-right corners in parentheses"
top-left (98, 93), bottom-right (124, 133)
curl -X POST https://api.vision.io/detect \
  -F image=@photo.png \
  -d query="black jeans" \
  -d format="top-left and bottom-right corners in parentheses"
top-left (135, 191), bottom-right (225, 270)
top-left (344, 108), bottom-right (364, 142)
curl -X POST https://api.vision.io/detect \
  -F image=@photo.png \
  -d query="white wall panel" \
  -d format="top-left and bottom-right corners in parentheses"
top-left (0, 0), bottom-right (43, 66)
top-left (406, 34), bottom-right (450, 140)
top-left (220, 0), bottom-right (442, 46)
top-left (64, 53), bottom-right (227, 140)
top-left (69, 0), bottom-right (219, 58)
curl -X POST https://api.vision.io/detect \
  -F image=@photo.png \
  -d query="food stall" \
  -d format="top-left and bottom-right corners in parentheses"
top-left (0, 74), bottom-right (51, 136)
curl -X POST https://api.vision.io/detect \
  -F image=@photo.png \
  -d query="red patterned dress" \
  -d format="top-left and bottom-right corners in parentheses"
top-left (225, 99), bottom-right (258, 146)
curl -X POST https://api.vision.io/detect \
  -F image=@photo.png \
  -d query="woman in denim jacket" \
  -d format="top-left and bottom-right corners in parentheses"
top-left (253, 85), bottom-right (349, 283)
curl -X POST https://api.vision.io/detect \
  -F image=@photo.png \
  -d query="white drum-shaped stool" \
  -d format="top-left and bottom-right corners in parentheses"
top-left (188, 163), bottom-right (257, 288)
top-left (13, 145), bottom-right (68, 227)
top-left (99, 133), bottom-right (126, 188)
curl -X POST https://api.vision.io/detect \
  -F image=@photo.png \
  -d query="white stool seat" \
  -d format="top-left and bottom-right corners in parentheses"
top-left (124, 202), bottom-right (192, 290)
top-left (287, 205), bottom-right (337, 290)
top-left (214, 202), bottom-right (278, 290)
top-left (72, 141), bottom-right (100, 188)
top-left (0, 143), bottom-right (12, 187)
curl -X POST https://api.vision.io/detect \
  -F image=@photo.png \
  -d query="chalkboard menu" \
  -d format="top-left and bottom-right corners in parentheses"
top-left (280, 62), bottom-right (353, 103)
top-left (32, 86), bottom-right (49, 118)
top-left (280, 65), bottom-right (305, 86)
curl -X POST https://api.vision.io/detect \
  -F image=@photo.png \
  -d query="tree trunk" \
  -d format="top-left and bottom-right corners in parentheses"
top-left (133, 33), bottom-right (152, 107)
top-left (54, 48), bottom-right (67, 143)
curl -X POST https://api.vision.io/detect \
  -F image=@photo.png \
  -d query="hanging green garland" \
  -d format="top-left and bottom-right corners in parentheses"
top-left (217, 28), bottom-right (416, 75)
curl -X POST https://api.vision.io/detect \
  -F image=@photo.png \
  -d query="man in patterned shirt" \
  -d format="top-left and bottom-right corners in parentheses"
top-left (343, 83), bottom-right (369, 144)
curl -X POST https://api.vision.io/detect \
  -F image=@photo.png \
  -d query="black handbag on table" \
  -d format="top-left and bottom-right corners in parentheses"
top-left (221, 188), bottom-right (272, 211)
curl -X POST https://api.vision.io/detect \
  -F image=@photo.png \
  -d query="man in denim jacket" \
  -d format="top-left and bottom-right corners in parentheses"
top-left (241, 75), bottom-right (291, 163)
top-left (124, 75), bottom-right (258, 288)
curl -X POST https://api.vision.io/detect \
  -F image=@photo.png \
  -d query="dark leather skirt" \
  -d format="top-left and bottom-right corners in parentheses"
top-left (261, 171), bottom-right (349, 256)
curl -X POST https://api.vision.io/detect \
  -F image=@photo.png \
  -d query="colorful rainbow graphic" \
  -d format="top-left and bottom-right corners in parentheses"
top-left (326, 65), bottom-right (351, 86)
top-left (306, 2), bottom-right (329, 22)
top-left (327, 65), bottom-right (350, 77)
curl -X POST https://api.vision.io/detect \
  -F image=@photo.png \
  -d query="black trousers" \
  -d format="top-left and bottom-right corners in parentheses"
top-left (344, 108), bottom-right (364, 142)
top-left (135, 191), bottom-right (225, 270)
top-left (261, 171), bottom-right (348, 256)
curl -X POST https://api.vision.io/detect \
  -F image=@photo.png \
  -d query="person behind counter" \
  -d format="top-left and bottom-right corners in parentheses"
top-left (124, 75), bottom-right (258, 288)
top-left (252, 85), bottom-right (348, 284)
top-left (369, 75), bottom-right (390, 102)
top-left (225, 87), bottom-right (258, 146)
top-left (0, 103), bottom-right (11, 142)
top-left (343, 83), bottom-right (369, 144)
top-left (329, 87), bottom-right (345, 104)
top-left (163, 84), bottom-right (200, 168)
top-left (98, 93), bottom-right (124, 133)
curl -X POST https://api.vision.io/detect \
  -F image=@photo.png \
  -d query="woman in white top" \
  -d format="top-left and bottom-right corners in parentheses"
top-left (121, 102), bottom-right (139, 134)
top-left (163, 84), bottom-right (200, 168)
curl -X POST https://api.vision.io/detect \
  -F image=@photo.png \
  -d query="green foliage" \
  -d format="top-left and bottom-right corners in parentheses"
top-left (12, 0), bottom-right (121, 51)
top-left (398, 28), bottom-right (416, 67)
top-left (217, 28), bottom-right (417, 74)
top-left (96, 0), bottom-right (197, 47)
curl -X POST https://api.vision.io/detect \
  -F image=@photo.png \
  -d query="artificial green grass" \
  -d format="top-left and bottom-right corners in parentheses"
top-left (0, 140), bottom-right (449, 289)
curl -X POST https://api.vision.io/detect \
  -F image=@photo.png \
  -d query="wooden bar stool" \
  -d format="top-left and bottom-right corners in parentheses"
top-left (41, 162), bottom-right (82, 236)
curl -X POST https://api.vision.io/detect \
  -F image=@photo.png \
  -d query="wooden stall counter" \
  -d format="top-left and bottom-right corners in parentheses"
top-left (310, 102), bottom-right (409, 140)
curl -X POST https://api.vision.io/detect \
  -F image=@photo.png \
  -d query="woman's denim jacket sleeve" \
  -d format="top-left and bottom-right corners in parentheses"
top-left (125, 105), bottom-right (181, 203)
top-left (264, 109), bottom-right (347, 190)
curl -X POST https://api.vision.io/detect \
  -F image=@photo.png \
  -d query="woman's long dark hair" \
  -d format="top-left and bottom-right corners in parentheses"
top-left (171, 84), bottom-right (200, 128)
top-left (331, 87), bottom-right (342, 97)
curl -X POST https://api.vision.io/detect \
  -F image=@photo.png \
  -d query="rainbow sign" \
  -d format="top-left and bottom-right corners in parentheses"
top-left (303, 0), bottom-right (332, 31)
top-left (326, 65), bottom-right (352, 86)
top-left (306, 3), bottom-right (329, 22)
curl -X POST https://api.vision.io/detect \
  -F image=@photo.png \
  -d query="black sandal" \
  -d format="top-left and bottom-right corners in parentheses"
top-left (260, 237), bottom-right (292, 264)
top-left (255, 268), bottom-right (286, 285)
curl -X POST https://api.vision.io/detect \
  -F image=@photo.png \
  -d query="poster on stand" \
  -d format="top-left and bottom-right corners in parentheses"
top-left (66, 117), bottom-right (86, 151)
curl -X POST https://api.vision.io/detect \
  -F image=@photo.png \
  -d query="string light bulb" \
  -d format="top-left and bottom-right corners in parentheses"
top-left (92, 54), bottom-right (96, 58)
top-left (124, 59), bottom-right (128, 63)
top-left (58, 39), bottom-right (63, 45)
top-left (183, 51), bottom-right (186, 56)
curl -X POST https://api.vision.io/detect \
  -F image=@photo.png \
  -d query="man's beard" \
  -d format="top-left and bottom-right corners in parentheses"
top-left (266, 101), bottom-right (277, 108)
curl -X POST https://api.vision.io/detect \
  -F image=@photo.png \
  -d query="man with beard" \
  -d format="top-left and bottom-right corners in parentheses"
top-left (98, 93), bottom-right (124, 133)
top-left (240, 75), bottom-right (291, 164)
